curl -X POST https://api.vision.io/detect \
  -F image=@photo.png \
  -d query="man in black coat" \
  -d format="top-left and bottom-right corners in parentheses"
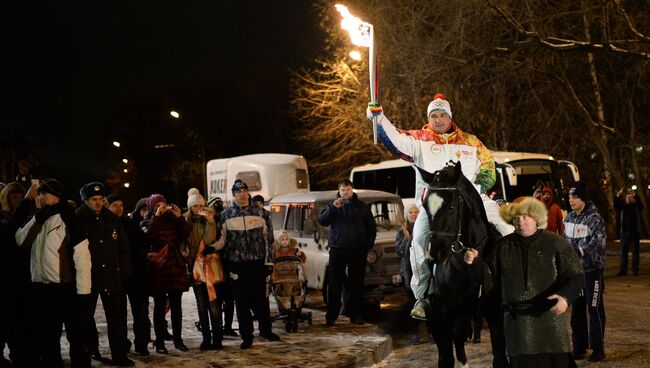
top-left (76, 182), bottom-right (133, 367)
top-left (318, 179), bottom-right (376, 326)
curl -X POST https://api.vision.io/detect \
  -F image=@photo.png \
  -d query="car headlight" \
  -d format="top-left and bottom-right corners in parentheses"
top-left (366, 250), bottom-right (378, 265)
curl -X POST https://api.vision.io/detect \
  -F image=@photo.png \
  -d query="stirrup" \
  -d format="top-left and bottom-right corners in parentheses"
top-left (410, 299), bottom-right (429, 321)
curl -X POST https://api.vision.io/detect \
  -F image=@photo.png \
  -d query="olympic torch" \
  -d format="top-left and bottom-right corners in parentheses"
top-left (335, 4), bottom-right (378, 144)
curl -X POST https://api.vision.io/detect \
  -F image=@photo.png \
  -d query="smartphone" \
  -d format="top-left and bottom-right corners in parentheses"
top-left (32, 179), bottom-right (41, 208)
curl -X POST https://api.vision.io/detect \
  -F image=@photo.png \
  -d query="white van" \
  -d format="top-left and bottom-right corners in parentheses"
top-left (206, 153), bottom-right (309, 202)
top-left (350, 151), bottom-right (580, 209)
top-left (269, 190), bottom-right (405, 307)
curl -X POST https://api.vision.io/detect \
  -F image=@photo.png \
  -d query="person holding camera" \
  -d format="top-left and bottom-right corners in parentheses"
top-left (615, 187), bottom-right (644, 276)
top-left (183, 188), bottom-right (222, 350)
top-left (141, 194), bottom-right (191, 354)
top-left (15, 179), bottom-right (91, 367)
top-left (318, 179), bottom-right (376, 326)
top-left (212, 180), bottom-right (279, 349)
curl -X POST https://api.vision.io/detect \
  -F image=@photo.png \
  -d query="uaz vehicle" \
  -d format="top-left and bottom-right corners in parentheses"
top-left (269, 190), bottom-right (404, 307)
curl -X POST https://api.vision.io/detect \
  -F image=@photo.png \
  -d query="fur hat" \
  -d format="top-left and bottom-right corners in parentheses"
top-left (231, 179), bottom-right (248, 194)
top-left (147, 194), bottom-right (167, 211)
top-left (79, 182), bottom-right (105, 201)
top-left (38, 178), bottom-right (64, 199)
top-left (569, 182), bottom-right (589, 202)
top-left (426, 93), bottom-right (452, 118)
top-left (499, 196), bottom-right (548, 229)
top-left (0, 182), bottom-right (26, 211)
top-left (186, 187), bottom-right (205, 208)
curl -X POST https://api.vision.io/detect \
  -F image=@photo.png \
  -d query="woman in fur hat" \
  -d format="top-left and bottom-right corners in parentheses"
top-left (471, 196), bottom-right (585, 367)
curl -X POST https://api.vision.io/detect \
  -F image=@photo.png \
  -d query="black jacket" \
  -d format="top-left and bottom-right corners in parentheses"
top-left (318, 193), bottom-right (377, 250)
top-left (76, 204), bottom-right (132, 292)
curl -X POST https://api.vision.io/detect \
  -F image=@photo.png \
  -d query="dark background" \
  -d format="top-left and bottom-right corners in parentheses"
top-left (1, 1), bottom-right (323, 205)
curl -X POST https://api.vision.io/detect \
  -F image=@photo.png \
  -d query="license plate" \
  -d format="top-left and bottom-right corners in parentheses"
top-left (392, 274), bottom-right (401, 284)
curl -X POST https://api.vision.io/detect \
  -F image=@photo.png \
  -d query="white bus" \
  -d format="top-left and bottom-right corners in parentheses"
top-left (206, 153), bottom-right (310, 203)
top-left (350, 151), bottom-right (580, 209)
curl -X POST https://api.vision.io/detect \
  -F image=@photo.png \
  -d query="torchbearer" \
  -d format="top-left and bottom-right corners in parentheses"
top-left (335, 4), bottom-right (379, 144)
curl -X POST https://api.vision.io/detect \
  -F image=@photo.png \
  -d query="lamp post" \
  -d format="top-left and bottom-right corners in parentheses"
top-left (169, 110), bottom-right (208, 196)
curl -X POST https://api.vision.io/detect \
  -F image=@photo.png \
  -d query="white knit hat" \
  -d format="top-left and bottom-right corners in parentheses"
top-left (187, 187), bottom-right (206, 208)
top-left (426, 93), bottom-right (452, 118)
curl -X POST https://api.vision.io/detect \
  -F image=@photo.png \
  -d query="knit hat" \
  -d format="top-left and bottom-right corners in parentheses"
top-left (231, 179), bottom-right (248, 194)
top-left (499, 196), bottom-right (548, 229)
top-left (133, 197), bottom-right (148, 214)
top-left (251, 195), bottom-right (265, 204)
top-left (147, 193), bottom-right (167, 211)
top-left (187, 187), bottom-right (206, 208)
top-left (38, 178), bottom-right (64, 199)
top-left (426, 93), bottom-right (452, 118)
top-left (207, 196), bottom-right (223, 208)
top-left (404, 203), bottom-right (419, 221)
top-left (569, 182), bottom-right (590, 202)
top-left (106, 194), bottom-right (123, 205)
top-left (80, 182), bottom-right (105, 201)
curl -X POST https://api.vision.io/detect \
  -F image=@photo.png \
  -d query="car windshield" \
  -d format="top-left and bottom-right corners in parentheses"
top-left (364, 199), bottom-right (403, 231)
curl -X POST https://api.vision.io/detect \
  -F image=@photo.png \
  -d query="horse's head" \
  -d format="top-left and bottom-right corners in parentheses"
top-left (416, 161), bottom-right (490, 264)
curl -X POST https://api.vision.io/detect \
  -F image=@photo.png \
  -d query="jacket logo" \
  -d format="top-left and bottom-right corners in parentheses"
top-left (112, 229), bottom-right (118, 240)
top-left (431, 144), bottom-right (442, 154)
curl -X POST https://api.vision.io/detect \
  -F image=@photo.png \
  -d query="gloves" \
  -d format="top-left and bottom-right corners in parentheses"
top-left (366, 102), bottom-right (383, 120)
top-left (202, 245), bottom-right (216, 256)
top-left (35, 204), bottom-right (60, 224)
top-left (265, 264), bottom-right (274, 276)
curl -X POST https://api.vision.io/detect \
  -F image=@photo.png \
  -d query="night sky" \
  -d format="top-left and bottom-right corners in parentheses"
top-left (3, 1), bottom-right (323, 203)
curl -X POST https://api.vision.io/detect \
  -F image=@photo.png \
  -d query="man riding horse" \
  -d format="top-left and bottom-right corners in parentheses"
top-left (367, 94), bottom-right (513, 319)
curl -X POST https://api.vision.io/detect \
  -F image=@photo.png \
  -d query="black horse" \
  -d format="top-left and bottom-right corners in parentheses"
top-left (416, 161), bottom-right (506, 368)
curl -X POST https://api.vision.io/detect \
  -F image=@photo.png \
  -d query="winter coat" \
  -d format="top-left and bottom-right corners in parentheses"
top-left (272, 238), bottom-right (306, 263)
top-left (76, 204), bottom-right (132, 293)
top-left (614, 195), bottom-right (643, 235)
top-left (563, 203), bottom-right (607, 273)
top-left (395, 221), bottom-right (414, 287)
top-left (16, 201), bottom-right (92, 294)
top-left (375, 113), bottom-right (495, 206)
top-left (219, 203), bottom-right (273, 264)
top-left (318, 192), bottom-right (377, 251)
top-left (487, 229), bottom-right (585, 357)
top-left (541, 187), bottom-right (564, 235)
top-left (124, 214), bottom-right (148, 282)
top-left (183, 211), bottom-right (217, 282)
top-left (144, 212), bottom-right (190, 295)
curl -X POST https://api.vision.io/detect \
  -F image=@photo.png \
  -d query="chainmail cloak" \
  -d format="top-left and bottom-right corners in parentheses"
top-left (486, 230), bottom-right (585, 357)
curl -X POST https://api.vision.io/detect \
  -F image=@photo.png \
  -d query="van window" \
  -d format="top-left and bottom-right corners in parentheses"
top-left (236, 171), bottom-right (262, 191)
top-left (296, 169), bottom-right (309, 189)
top-left (270, 204), bottom-right (286, 230)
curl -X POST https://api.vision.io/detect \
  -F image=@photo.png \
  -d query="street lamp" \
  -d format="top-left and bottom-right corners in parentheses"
top-left (170, 110), bottom-right (180, 119)
top-left (113, 141), bottom-right (121, 148)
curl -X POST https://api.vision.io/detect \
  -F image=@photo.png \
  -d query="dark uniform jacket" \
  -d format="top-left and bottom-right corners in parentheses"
top-left (486, 229), bottom-right (584, 356)
top-left (76, 204), bottom-right (132, 292)
top-left (318, 193), bottom-right (376, 250)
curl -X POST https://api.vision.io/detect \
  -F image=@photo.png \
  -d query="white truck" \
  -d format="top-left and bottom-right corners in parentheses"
top-left (206, 153), bottom-right (310, 202)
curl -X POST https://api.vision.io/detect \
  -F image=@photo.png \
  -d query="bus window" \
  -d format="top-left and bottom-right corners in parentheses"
top-left (352, 166), bottom-right (415, 198)
top-left (236, 171), bottom-right (262, 191)
top-left (296, 169), bottom-right (309, 189)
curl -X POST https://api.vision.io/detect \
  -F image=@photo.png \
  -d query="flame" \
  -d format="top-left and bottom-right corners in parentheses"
top-left (335, 4), bottom-right (372, 48)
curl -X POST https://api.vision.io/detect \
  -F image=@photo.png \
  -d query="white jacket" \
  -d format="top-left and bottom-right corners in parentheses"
top-left (15, 214), bottom-right (92, 294)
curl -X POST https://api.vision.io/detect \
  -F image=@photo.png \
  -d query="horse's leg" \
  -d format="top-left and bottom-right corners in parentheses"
top-left (452, 317), bottom-right (468, 366)
top-left (430, 310), bottom-right (455, 368)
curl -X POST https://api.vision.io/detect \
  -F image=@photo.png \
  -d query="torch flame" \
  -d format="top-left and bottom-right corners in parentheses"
top-left (335, 4), bottom-right (372, 48)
